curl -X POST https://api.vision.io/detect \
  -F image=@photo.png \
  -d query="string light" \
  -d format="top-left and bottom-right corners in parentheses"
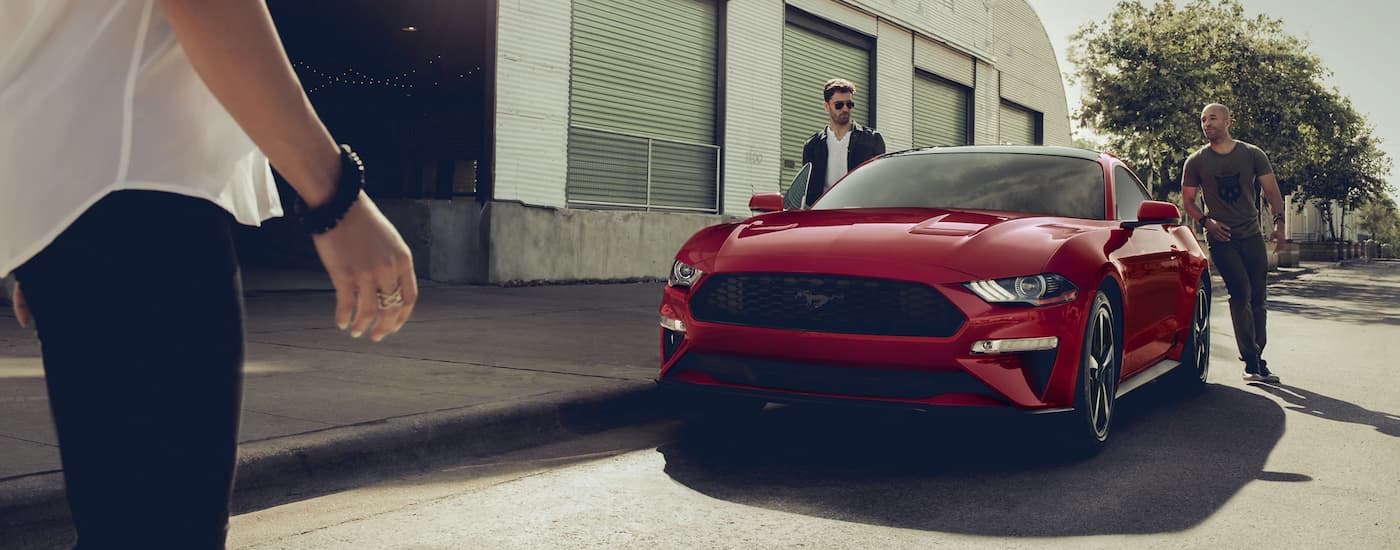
top-left (292, 59), bottom-right (480, 95)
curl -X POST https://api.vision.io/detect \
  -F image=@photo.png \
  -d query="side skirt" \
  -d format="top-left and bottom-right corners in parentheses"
top-left (1116, 359), bottom-right (1182, 399)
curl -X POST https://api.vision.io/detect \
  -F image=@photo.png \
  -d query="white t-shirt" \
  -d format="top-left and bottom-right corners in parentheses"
top-left (0, 0), bottom-right (282, 277)
top-left (824, 126), bottom-right (850, 191)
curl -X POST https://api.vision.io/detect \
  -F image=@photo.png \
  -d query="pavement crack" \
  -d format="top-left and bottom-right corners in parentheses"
top-left (0, 433), bottom-right (55, 448)
top-left (244, 305), bottom-right (650, 335)
top-left (243, 341), bottom-right (644, 382)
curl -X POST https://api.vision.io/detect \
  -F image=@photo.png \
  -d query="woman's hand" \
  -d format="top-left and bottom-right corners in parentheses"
top-left (311, 193), bottom-right (417, 342)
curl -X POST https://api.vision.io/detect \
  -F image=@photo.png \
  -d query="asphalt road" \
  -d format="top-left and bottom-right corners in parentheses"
top-left (229, 261), bottom-right (1400, 549)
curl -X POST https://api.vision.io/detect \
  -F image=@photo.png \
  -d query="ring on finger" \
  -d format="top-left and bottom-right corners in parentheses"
top-left (376, 286), bottom-right (405, 310)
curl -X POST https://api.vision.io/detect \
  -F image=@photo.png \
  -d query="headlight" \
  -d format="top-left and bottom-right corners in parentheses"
top-left (965, 274), bottom-right (1077, 306)
top-left (668, 260), bottom-right (704, 287)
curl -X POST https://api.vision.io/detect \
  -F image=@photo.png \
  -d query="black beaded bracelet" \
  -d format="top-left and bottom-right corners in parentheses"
top-left (294, 144), bottom-right (364, 235)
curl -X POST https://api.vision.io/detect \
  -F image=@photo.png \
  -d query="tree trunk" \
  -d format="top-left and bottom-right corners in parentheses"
top-left (1155, 154), bottom-right (1173, 202)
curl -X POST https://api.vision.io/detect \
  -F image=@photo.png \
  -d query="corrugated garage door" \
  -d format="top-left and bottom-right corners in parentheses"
top-left (999, 100), bottom-right (1039, 145)
top-left (568, 0), bottom-right (719, 212)
top-left (780, 22), bottom-right (871, 191)
top-left (913, 72), bottom-right (970, 147)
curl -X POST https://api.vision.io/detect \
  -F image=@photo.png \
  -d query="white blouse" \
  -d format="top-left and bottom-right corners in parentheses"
top-left (0, 0), bottom-right (282, 277)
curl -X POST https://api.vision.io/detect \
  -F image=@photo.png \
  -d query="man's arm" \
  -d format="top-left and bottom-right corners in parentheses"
top-left (1181, 158), bottom-right (1231, 241)
top-left (1259, 172), bottom-right (1286, 252)
top-left (1180, 184), bottom-right (1205, 223)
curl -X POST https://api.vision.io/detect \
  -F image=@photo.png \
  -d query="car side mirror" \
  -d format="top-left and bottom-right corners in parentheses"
top-left (1121, 200), bottom-right (1181, 229)
top-left (749, 192), bottom-right (784, 213)
top-left (783, 163), bottom-right (812, 210)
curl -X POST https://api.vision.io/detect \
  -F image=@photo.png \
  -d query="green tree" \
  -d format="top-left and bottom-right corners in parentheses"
top-left (1355, 195), bottom-right (1400, 246)
top-left (1289, 91), bottom-right (1394, 240)
top-left (1068, 0), bottom-right (1392, 213)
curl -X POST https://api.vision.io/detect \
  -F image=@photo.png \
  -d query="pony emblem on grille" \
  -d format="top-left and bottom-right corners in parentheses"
top-left (794, 289), bottom-right (840, 310)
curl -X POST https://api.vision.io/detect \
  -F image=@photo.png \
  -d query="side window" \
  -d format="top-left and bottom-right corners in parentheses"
top-left (1113, 166), bottom-right (1149, 220)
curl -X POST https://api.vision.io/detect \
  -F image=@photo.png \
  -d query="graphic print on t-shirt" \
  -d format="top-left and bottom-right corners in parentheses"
top-left (1216, 173), bottom-right (1243, 202)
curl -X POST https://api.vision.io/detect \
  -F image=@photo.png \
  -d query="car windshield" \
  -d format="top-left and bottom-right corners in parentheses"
top-left (813, 152), bottom-right (1107, 220)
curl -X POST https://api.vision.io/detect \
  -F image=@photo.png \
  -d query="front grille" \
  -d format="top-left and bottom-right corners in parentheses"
top-left (670, 353), bottom-right (995, 400)
top-left (690, 273), bottom-right (964, 337)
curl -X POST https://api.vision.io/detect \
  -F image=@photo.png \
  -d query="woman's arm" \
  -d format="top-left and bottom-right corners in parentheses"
top-left (158, 0), bottom-right (417, 341)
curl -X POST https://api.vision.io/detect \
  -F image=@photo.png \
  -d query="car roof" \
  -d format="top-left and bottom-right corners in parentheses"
top-left (888, 145), bottom-right (1105, 162)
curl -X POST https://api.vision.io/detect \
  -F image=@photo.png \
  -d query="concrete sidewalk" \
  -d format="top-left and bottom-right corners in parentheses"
top-left (0, 274), bottom-right (673, 535)
top-left (0, 260), bottom-right (1337, 537)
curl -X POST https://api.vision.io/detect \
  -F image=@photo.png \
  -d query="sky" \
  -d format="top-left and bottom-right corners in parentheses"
top-left (1023, 0), bottom-right (1400, 202)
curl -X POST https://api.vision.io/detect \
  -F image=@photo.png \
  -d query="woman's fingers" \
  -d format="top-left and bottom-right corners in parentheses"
top-left (311, 196), bottom-right (416, 342)
top-left (368, 268), bottom-right (405, 342)
top-left (332, 275), bottom-right (356, 331)
top-left (349, 274), bottom-right (380, 338)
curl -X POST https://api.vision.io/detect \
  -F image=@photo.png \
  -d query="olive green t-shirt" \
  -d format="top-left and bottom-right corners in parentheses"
top-left (1182, 140), bottom-right (1273, 240)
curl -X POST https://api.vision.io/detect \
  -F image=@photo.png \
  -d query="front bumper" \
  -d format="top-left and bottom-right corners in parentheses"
top-left (658, 279), bottom-right (1090, 410)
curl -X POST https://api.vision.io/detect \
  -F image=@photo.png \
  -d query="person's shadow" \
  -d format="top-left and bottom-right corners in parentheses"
top-left (1250, 383), bottom-right (1400, 437)
top-left (659, 381), bottom-right (1293, 537)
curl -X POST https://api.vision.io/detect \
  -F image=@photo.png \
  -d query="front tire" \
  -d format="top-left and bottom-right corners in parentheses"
top-left (1173, 272), bottom-right (1211, 391)
top-left (1064, 287), bottom-right (1119, 456)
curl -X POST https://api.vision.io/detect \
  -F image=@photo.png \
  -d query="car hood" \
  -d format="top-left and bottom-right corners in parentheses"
top-left (700, 208), bottom-right (1093, 282)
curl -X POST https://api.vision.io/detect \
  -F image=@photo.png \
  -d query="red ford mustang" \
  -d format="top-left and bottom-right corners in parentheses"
top-left (657, 146), bottom-right (1212, 453)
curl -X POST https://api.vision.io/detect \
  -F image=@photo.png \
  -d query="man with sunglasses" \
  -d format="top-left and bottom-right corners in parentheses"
top-left (800, 78), bottom-right (886, 208)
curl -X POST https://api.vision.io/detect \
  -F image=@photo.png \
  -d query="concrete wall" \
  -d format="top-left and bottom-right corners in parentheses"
top-left (485, 202), bottom-right (734, 284)
top-left (378, 199), bottom-right (489, 284)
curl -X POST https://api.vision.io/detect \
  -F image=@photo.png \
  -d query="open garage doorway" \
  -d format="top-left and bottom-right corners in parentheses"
top-left (236, 0), bottom-right (494, 287)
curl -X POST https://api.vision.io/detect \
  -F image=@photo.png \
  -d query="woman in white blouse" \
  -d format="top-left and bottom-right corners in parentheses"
top-left (2, 1), bottom-right (418, 547)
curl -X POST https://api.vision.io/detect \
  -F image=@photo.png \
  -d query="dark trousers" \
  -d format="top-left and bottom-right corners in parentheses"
top-left (1209, 234), bottom-right (1268, 362)
top-left (16, 191), bottom-right (245, 549)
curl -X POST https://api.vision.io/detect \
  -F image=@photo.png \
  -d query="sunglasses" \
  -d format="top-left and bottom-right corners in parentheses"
top-left (832, 100), bottom-right (856, 110)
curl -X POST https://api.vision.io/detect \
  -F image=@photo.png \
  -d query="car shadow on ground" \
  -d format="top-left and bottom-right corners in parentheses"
top-left (1250, 383), bottom-right (1400, 437)
top-left (658, 380), bottom-right (1286, 537)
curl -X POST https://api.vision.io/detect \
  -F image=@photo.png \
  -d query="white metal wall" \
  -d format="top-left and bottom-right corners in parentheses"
top-left (991, 0), bottom-right (1070, 146)
top-left (876, 20), bottom-right (915, 152)
top-left (722, 0), bottom-right (787, 216)
top-left (786, 0), bottom-right (877, 35)
top-left (915, 36), bottom-right (975, 87)
top-left (494, 0), bottom-right (571, 208)
top-left (845, 0), bottom-right (994, 61)
top-left (974, 60), bottom-right (999, 144)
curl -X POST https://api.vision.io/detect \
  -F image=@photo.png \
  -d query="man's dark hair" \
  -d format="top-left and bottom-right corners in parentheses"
top-left (823, 78), bottom-right (856, 102)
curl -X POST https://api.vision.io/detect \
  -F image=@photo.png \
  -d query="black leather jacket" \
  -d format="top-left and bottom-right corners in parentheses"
top-left (800, 124), bottom-right (887, 207)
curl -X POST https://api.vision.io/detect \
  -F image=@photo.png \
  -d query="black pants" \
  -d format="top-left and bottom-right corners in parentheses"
top-left (1209, 234), bottom-right (1268, 362)
top-left (16, 191), bottom-right (245, 549)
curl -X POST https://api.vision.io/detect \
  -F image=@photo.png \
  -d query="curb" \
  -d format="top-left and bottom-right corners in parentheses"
top-left (0, 380), bottom-right (670, 532)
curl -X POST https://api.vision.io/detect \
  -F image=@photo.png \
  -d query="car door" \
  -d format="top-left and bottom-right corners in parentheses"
top-left (1110, 165), bottom-right (1181, 374)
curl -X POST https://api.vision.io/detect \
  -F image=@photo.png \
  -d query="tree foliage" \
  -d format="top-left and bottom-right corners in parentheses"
top-left (1356, 195), bottom-right (1400, 246)
top-left (1069, 0), bottom-right (1393, 214)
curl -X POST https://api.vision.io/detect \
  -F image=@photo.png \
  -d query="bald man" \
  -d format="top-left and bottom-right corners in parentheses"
top-left (1181, 103), bottom-right (1287, 383)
